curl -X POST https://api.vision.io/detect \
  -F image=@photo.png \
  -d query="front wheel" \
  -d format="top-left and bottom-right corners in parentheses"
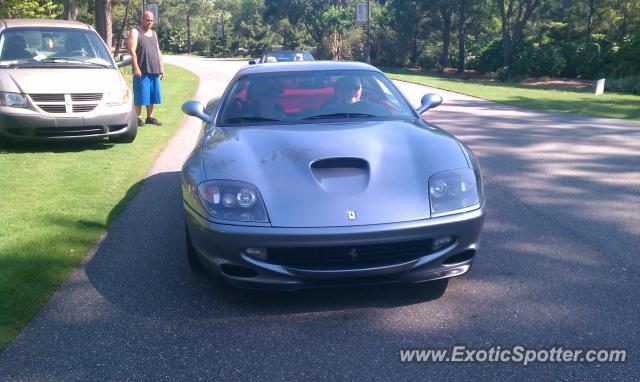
top-left (109, 112), bottom-right (137, 144)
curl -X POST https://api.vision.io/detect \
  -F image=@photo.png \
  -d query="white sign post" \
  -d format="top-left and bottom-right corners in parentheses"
top-left (595, 78), bottom-right (605, 96)
top-left (356, 3), bottom-right (368, 23)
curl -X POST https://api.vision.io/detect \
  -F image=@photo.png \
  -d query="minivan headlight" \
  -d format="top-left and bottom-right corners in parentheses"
top-left (429, 168), bottom-right (481, 217)
top-left (105, 90), bottom-right (130, 106)
top-left (197, 180), bottom-right (269, 223)
top-left (0, 92), bottom-right (27, 108)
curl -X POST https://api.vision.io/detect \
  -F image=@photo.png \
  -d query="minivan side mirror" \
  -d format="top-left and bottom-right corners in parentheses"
top-left (116, 54), bottom-right (132, 67)
top-left (182, 100), bottom-right (212, 123)
top-left (416, 93), bottom-right (443, 114)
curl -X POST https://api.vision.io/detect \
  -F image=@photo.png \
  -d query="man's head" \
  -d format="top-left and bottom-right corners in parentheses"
top-left (141, 11), bottom-right (155, 31)
top-left (334, 76), bottom-right (362, 105)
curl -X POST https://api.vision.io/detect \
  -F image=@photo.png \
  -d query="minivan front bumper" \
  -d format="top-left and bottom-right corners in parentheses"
top-left (0, 104), bottom-right (134, 141)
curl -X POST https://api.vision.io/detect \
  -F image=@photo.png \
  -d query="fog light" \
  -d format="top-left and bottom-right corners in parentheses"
top-left (432, 236), bottom-right (454, 251)
top-left (244, 247), bottom-right (268, 261)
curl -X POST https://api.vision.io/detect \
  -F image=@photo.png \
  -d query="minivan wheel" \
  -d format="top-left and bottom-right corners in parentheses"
top-left (109, 112), bottom-right (138, 143)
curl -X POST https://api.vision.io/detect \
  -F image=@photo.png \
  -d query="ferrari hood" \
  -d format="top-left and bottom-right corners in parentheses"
top-left (0, 68), bottom-right (126, 94)
top-left (202, 120), bottom-right (469, 227)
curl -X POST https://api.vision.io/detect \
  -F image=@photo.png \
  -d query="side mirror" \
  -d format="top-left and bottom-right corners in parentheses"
top-left (116, 54), bottom-right (132, 67)
top-left (182, 100), bottom-right (212, 123)
top-left (416, 93), bottom-right (443, 114)
top-left (248, 59), bottom-right (257, 65)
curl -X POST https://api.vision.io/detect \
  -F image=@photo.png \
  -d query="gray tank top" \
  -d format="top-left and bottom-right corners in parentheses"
top-left (135, 27), bottom-right (161, 74)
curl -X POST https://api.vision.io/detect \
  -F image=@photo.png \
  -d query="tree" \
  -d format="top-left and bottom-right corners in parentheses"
top-left (0, 0), bottom-right (62, 18)
top-left (64, 0), bottom-right (80, 20)
top-left (497, 0), bottom-right (542, 67)
top-left (95, 0), bottom-right (113, 51)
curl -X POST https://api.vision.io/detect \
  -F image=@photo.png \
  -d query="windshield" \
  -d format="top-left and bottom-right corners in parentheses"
top-left (263, 51), bottom-right (314, 62)
top-left (0, 27), bottom-right (114, 68)
top-left (219, 70), bottom-right (416, 126)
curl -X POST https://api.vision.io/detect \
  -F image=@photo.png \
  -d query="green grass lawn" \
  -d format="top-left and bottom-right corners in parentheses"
top-left (0, 63), bottom-right (198, 351)
top-left (383, 68), bottom-right (640, 121)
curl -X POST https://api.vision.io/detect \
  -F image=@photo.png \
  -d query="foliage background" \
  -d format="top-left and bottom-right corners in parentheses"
top-left (1, 0), bottom-right (640, 92)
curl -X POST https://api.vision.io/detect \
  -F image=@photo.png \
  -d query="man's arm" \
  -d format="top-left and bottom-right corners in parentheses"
top-left (128, 28), bottom-right (141, 77)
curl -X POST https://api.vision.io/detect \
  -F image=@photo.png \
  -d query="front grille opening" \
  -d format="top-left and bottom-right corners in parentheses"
top-left (266, 239), bottom-right (436, 270)
top-left (442, 250), bottom-right (476, 265)
top-left (39, 105), bottom-right (67, 113)
top-left (71, 93), bottom-right (102, 101)
top-left (108, 124), bottom-right (128, 133)
top-left (34, 126), bottom-right (105, 137)
top-left (219, 264), bottom-right (258, 278)
top-left (29, 94), bottom-right (65, 102)
top-left (72, 104), bottom-right (97, 113)
top-left (7, 128), bottom-right (28, 136)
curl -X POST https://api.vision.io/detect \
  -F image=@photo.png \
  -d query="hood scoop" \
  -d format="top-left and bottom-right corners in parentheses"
top-left (310, 157), bottom-right (370, 195)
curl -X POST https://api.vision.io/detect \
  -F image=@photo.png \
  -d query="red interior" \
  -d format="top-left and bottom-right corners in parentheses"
top-left (277, 87), bottom-right (334, 113)
top-left (232, 87), bottom-right (335, 114)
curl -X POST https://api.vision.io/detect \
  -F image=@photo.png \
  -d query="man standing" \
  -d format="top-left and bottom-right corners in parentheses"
top-left (128, 11), bottom-right (164, 126)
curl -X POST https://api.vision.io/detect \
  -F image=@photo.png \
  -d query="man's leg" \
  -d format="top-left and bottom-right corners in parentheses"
top-left (144, 75), bottom-right (162, 125)
top-left (133, 75), bottom-right (149, 126)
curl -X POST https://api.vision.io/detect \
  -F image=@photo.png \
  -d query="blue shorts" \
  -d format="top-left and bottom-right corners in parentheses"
top-left (133, 73), bottom-right (161, 106)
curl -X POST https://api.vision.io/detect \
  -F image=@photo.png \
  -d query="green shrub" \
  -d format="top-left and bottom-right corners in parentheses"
top-left (605, 76), bottom-right (640, 95)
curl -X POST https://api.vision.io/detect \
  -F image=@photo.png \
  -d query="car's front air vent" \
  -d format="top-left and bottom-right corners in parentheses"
top-left (39, 105), bottom-right (67, 113)
top-left (72, 104), bottom-right (97, 113)
top-left (29, 94), bottom-right (65, 102)
top-left (71, 93), bottom-right (102, 101)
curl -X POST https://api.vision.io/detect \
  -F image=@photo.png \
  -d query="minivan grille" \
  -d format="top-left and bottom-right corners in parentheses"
top-left (71, 93), bottom-right (102, 101)
top-left (29, 94), bottom-right (65, 102)
top-left (72, 104), bottom-right (98, 113)
top-left (28, 93), bottom-right (103, 114)
top-left (38, 105), bottom-right (67, 113)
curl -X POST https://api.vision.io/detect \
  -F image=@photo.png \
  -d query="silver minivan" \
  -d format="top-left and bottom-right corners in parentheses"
top-left (0, 19), bottom-right (136, 143)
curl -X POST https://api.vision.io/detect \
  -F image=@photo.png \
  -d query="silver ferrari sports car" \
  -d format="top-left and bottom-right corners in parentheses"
top-left (181, 61), bottom-right (485, 290)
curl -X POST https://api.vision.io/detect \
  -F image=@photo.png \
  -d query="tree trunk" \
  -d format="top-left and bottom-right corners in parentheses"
top-left (187, 13), bottom-right (192, 52)
top-left (440, 7), bottom-right (452, 68)
top-left (64, 0), bottom-right (80, 21)
top-left (457, 0), bottom-right (465, 73)
top-left (113, 0), bottom-right (131, 56)
top-left (95, 0), bottom-right (113, 52)
top-left (497, 0), bottom-right (539, 68)
top-left (587, 0), bottom-right (595, 40)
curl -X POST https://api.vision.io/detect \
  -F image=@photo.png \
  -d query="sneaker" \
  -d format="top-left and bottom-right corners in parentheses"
top-left (145, 116), bottom-right (162, 126)
top-left (137, 118), bottom-right (144, 126)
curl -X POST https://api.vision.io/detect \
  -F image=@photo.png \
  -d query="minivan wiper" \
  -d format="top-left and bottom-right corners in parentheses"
top-left (17, 58), bottom-right (110, 68)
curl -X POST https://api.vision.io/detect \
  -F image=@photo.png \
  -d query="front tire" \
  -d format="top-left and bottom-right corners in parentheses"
top-left (109, 112), bottom-right (138, 144)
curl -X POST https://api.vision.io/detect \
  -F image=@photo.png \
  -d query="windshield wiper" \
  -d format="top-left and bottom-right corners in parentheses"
top-left (304, 112), bottom-right (376, 120)
top-left (17, 58), bottom-right (109, 68)
top-left (224, 116), bottom-right (281, 123)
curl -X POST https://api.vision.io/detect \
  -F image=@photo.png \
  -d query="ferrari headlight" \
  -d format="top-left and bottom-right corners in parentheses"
top-left (429, 168), bottom-right (481, 217)
top-left (197, 180), bottom-right (268, 223)
top-left (0, 92), bottom-right (27, 108)
top-left (105, 90), bottom-right (130, 106)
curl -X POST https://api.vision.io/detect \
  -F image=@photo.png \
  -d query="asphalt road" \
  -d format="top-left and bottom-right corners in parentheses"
top-left (1, 56), bottom-right (638, 380)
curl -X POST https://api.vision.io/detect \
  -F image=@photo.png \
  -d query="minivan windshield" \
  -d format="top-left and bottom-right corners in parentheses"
top-left (0, 27), bottom-right (113, 68)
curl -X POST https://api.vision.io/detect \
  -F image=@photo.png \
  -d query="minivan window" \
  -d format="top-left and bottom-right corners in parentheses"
top-left (0, 27), bottom-right (113, 68)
